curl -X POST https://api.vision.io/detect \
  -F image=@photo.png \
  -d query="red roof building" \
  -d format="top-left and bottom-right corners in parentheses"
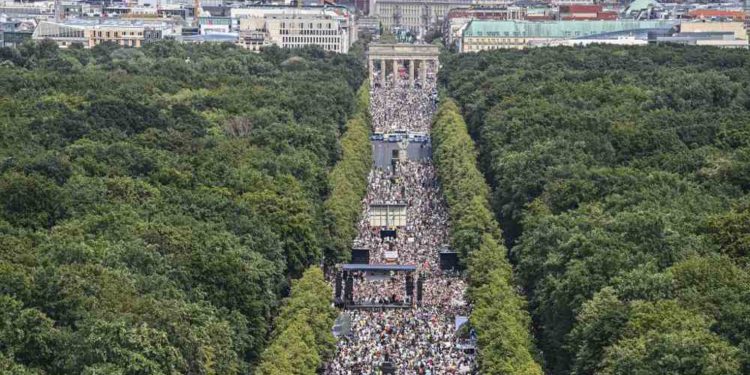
top-left (560, 4), bottom-right (618, 20)
top-left (688, 10), bottom-right (745, 22)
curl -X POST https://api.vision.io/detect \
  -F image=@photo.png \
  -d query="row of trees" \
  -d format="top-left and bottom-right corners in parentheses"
top-left (441, 45), bottom-right (750, 374)
top-left (432, 99), bottom-right (542, 374)
top-left (324, 82), bottom-right (373, 263)
top-left (0, 40), bottom-right (364, 373)
top-left (257, 80), bottom-right (373, 373)
top-left (255, 267), bottom-right (337, 375)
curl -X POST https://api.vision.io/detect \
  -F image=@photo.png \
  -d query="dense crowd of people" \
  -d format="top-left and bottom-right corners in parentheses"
top-left (370, 72), bottom-right (437, 134)
top-left (422, 276), bottom-right (466, 308)
top-left (326, 308), bottom-right (475, 375)
top-left (352, 272), bottom-right (407, 305)
top-left (326, 74), bottom-right (475, 374)
top-left (356, 161), bottom-right (449, 269)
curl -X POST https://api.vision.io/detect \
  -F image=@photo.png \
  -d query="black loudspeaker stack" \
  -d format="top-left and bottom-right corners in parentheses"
top-left (381, 354), bottom-right (396, 374)
top-left (335, 272), bottom-right (342, 300)
top-left (405, 273), bottom-right (414, 298)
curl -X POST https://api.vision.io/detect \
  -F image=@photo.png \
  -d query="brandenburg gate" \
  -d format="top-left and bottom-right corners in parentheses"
top-left (367, 43), bottom-right (440, 88)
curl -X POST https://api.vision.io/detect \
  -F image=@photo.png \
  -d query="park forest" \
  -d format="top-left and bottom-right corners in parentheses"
top-left (0, 41), bottom-right (366, 374)
top-left (1, 40), bottom-right (750, 375)
top-left (441, 45), bottom-right (750, 375)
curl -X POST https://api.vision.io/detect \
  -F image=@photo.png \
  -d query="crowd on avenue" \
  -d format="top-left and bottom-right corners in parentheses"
top-left (351, 273), bottom-right (407, 305)
top-left (370, 73), bottom-right (438, 134)
top-left (357, 161), bottom-right (449, 268)
top-left (326, 308), bottom-right (475, 375)
top-left (326, 74), bottom-right (475, 374)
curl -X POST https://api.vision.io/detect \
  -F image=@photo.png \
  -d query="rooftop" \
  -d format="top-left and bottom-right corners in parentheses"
top-left (625, 0), bottom-right (663, 13)
top-left (688, 9), bottom-right (745, 19)
top-left (463, 19), bottom-right (679, 38)
top-left (182, 32), bottom-right (239, 42)
top-left (45, 19), bottom-right (175, 28)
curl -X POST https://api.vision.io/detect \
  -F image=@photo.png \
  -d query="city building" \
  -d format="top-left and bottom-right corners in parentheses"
top-left (653, 31), bottom-right (748, 47)
top-left (357, 15), bottom-right (380, 36)
top-left (337, 0), bottom-right (372, 16)
top-left (687, 9), bottom-right (746, 22)
top-left (679, 20), bottom-right (747, 41)
top-left (647, 20), bottom-right (748, 48)
top-left (0, 2), bottom-right (49, 18)
top-left (103, 5), bottom-right (189, 19)
top-left (234, 5), bottom-right (356, 53)
top-left (622, 0), bottom-right (665, 20)
top-left (17, 1), bottom-right (355, 52)
top-left (180, 32), bottom-right (239, 43)
top-left (0, 18), bottom-right (33, 47)
top-left (524, 4), bottom-right (555, 21)
top-left (198, 16), bottom-right (232, 34)
top-left (559, 5), bottom-right (618, 20)
top-left (32, 19), bottom-right (178, 48)
top-left (459, 19), bottom-right (679, 51)
top-left (238, 28), bottom-right (273, 51)
top-left (0, 29), bottom-right (31, 47)
top-left (443, 6), bottom-right (527, 46)
top-left (373, 0), bottom-right (473, 34)
top-left (649, 20), bottom-right (748, 47)
top-left (473, 0), bottom-right (515, 7)
top-left (551, 0), bottom-right (595, 5)
top-left (543, 35), bottom-right (648, 46)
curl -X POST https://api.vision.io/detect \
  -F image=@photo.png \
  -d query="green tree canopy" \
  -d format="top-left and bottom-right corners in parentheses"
top-left (0, 41), bottom-right (364, 373)
top-left (442, 45), bottom-right (750, 375)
